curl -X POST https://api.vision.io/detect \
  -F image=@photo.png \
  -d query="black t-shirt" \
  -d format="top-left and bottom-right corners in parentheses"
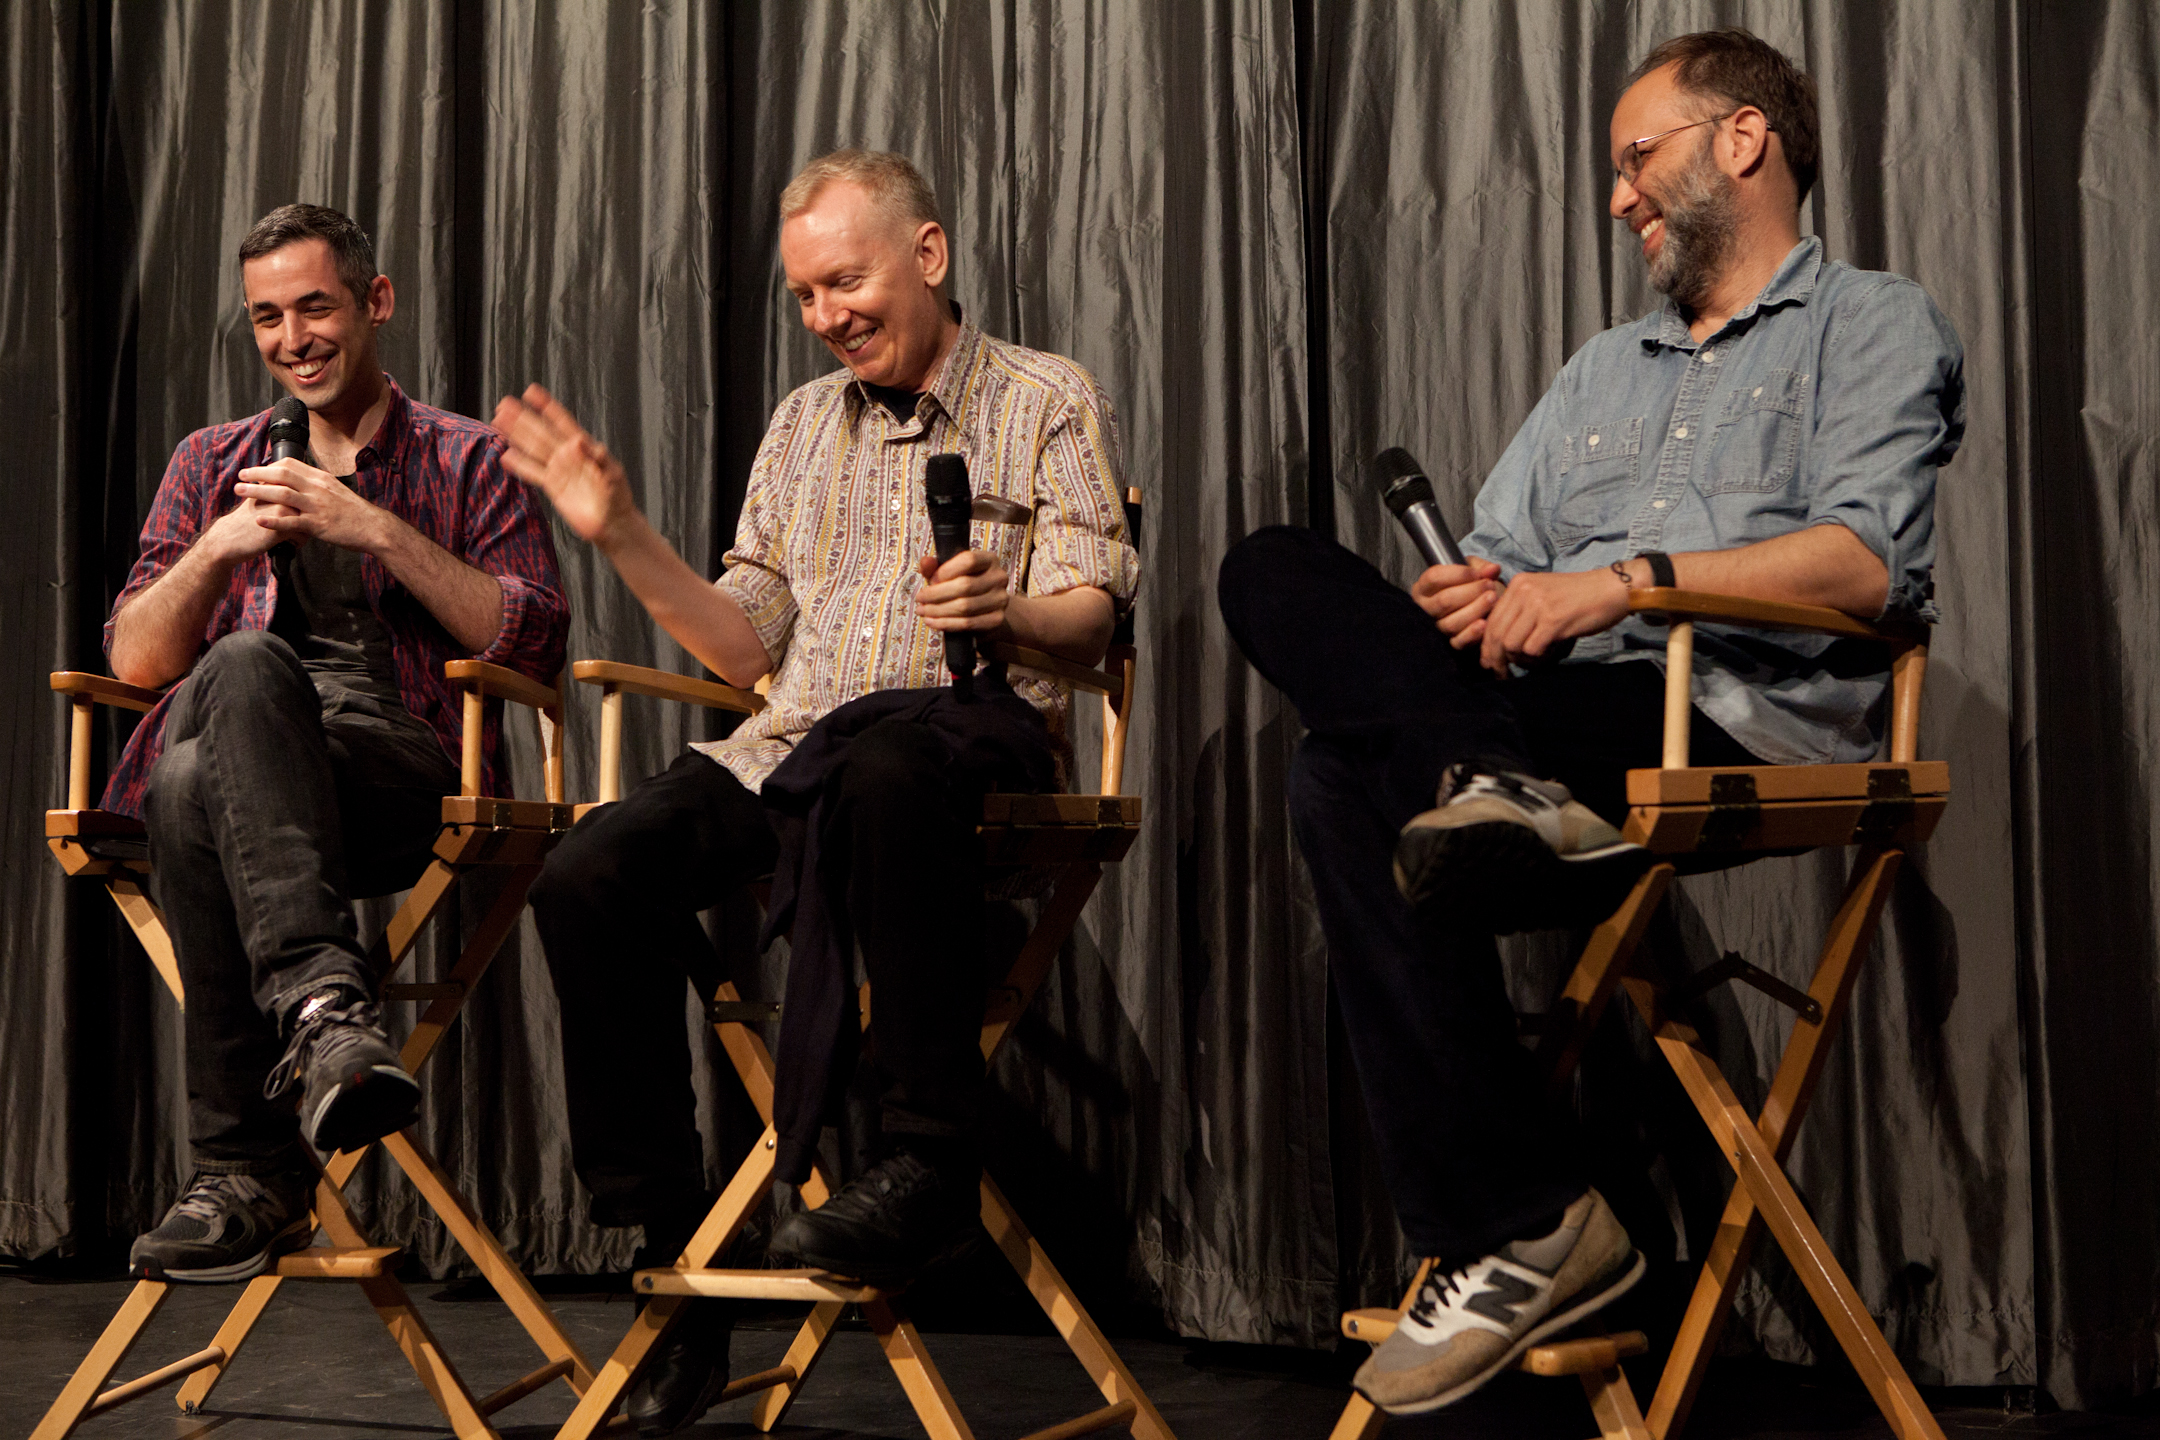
top-left (266, 476), bottom-right (409, 715)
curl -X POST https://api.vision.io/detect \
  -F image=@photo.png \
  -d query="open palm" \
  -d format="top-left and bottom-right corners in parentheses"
top-left (490, 383), bottom-right (634, 545)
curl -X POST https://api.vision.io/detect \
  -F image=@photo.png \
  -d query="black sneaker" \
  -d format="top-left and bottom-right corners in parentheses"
top-left (265, 985), bottom-right (421, 1153)
top-left (1393, 765), bottom-right (1652, 934)
top-left (129, 1170), bottom-right (315, 1283)
top-left (768, 1149), bottom-right (980, 1290)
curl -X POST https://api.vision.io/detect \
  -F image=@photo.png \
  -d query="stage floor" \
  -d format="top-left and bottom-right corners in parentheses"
top-left (5, 1273), bottom-right (2156, 1439)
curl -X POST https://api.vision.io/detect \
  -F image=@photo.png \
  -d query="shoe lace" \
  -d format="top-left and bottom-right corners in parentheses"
top-left (1406, 1263), bottom-right (1469, 1324)
top-left (169, 1172), bottom-right (258, 1224)
top-left (263, 992), bottom-right (385, 1100)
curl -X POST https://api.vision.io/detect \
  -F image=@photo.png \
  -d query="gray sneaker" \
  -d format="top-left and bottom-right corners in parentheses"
top-left (1393, 766), bottom-right (1651, 933)
top-left (265, 986), bottom-right (421, 1154)
top-left (1353, 1189), bottom-right (1645, 1414)
top-left (129, 1170), bottom-right (316, 1283)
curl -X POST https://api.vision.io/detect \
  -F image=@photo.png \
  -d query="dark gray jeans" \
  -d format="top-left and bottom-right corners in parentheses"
top-left (145, 630), bottom-right (456, 1174)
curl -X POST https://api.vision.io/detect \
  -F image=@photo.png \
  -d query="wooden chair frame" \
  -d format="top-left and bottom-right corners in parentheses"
top-left (1331, 588), bottom-right (1951, 1440)
top-left (34, 661), bottom-right (597, 1440)
top-left (553, 498), bottom-right (1169, 1440)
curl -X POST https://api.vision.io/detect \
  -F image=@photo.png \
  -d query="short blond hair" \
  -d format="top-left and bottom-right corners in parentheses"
top-left (779, 149), bottom-right (944, 235)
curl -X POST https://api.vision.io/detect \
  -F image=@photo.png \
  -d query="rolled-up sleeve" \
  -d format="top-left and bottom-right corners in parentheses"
top-left (1465, 378), bottom-right (1568, 579)
top-left (717, 410), bottom-right (801, 667)
top-left (1804, 277), bottom-right (1965, 621)
top-left (465, 438), bottom-right (570, 679)
top-left (104, 436), bottom-right (211, 661)
top-left (1025, 381), bottom-right (1139, 608)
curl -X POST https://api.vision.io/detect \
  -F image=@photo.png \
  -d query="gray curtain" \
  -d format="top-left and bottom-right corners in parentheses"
top-left (3, 0), bottom-right (2154, 1410)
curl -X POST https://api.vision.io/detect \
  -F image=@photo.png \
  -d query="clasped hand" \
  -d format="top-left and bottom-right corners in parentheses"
top-left (222, 459), bottom-right (386, 558)
top-left (1414, 557), bottom-right (1630, 674)
top-left (915, 550), bottom-right (1011, 635)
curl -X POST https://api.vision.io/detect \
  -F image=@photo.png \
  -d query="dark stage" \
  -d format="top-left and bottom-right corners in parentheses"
top-left (7, 1269), bottom-right (2158, 1440)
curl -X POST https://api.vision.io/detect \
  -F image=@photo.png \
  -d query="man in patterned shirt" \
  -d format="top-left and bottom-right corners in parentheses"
top-left (112, 205), bottom-right (568, 1284)
top-left (496, 151), bottom-right (1137, 1434)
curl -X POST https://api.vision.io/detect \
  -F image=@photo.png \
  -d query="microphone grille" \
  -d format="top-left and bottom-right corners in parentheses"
top-left (924, 452), bottom-right (971, 506)
top-left (268, 395), bottom-right (309, 442)
top-left (1374, 448), bottom-right (1434, 516)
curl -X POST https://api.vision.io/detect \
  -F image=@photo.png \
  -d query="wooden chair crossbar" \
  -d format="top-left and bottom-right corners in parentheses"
top-left (34, 662), bottom-right (595, 1440)
top-left (555, 490), bottom-right (1170, 1440)
top-left (1330, 588), bottom-right (1949, 1440)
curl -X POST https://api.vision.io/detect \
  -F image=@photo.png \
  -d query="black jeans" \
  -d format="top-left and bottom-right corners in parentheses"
top-left (145, 630), bottom-right (457, 1174)
top-left (1218, 526), bottom-right (1759, 1264)
top-left (530, 726), bottom-right (1004, 1231)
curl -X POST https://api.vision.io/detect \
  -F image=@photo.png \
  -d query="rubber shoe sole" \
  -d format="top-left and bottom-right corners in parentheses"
top-left (130, 1213), bottom-right (314, 1285)
top-left (1394, 819), bottom-right (1652, 935)
top-left (773, 1223), bottom-right (981, 1292)
top-left (1366, 1249), bottom-right (1648, 1416)
top-left (304, 1063), bottom-right (422, 1155)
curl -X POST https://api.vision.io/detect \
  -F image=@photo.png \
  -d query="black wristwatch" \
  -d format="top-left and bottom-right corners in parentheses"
top-left (1638, 550), bottom-right (1676, 588)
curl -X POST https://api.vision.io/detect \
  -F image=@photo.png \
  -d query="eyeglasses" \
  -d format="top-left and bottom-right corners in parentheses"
top-left (1616, 111), bottom-right (1738, 185)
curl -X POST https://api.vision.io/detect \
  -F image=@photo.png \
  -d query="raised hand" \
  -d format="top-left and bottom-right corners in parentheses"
top-left (491, 383), bottom-right (637, 546)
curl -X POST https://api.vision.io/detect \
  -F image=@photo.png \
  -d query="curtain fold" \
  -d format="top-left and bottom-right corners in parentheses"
top-left (2, 0), bottom-right (2154, 1407)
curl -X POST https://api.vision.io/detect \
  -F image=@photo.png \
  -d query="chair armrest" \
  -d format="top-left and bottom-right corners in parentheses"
top-left (443, 659), bottom-right (561, 711)
top-left (1626, 588), bottom-right (1924, 645)
top-left (1624, 589), bottom-right (1931, 768)
top-left (572, 659), bottom-right (766, 715)
top-left (981, 641), bottom-right (1124, 697)
top-left (51, 671), bottom-right (161, 714)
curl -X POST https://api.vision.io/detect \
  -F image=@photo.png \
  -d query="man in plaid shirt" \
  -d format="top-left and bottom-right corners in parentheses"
top-left (110, 205), bottom-right (567, 1284)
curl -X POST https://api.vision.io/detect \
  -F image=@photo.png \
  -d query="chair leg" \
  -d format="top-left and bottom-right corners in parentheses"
top-left (173, 1273), bottom-right (282, 1410)
top-left (979, 1174), bottom-right (1177, 1440)
top-left (384, 1129), bottom-right (598, 1392)
top-left (1581, 1363), bottom-right (1653, 1440)
top-left (1643, 847), bottom-right (1903, 1439)
top-left (1537, 864), bottom-right (1673, 1099)
top-left (107, 877), bottom-right (184, 1006)
top-left (29, 1280), bottom-right (172, 1440)
top-left (1624, 978), bottom-right (1944, 1440)
top-left (865, 1298), bottom-right (977, 1440)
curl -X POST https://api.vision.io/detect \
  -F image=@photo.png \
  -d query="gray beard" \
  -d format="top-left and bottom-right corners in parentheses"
top-left (1646, 138), bottom-right (1740, 309)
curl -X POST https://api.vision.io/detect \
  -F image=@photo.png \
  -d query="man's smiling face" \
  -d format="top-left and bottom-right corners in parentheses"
top-left (1608, 63), bottom-right (1740, 306)
top-left (779, 180), bottom-right (953, 393)
top-left (243, 237), bottom-right (390, 416)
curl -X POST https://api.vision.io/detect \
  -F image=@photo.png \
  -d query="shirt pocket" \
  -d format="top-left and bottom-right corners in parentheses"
top-left (1546, 416), bottom-right (1644, 551)
top-left (1705, 369), bottom-right (1810, 495)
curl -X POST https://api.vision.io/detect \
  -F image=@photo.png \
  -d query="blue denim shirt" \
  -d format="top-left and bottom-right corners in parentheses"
top-left (1464, 238), bottom-right (1966, 765)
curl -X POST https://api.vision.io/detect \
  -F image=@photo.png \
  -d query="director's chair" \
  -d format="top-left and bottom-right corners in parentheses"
top-left (34, 659), bottom-right (597, 1440)
top-left (1331, 588), bottom-right (1951, 1440)
top-left (554, 490), bottom-right (1173, 1440)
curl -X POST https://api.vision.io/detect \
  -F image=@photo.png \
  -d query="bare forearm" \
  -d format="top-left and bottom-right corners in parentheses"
top-left (597, 510), bottom-right (771, 685)
top-left (1662, 525), bottom-right (1889, 616)
top-left (371, 516), bottom-right (506, 654)
top-left (110, 546), bottom-right (238, 688)
top-left (999, 585), bottom-right (1115, 665)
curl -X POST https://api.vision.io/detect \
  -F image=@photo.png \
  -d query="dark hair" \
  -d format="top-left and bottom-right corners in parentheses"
top-left (237, 203), bottom-right (377, 301)
top-left (1627, 29), bottom-right (1820, 204)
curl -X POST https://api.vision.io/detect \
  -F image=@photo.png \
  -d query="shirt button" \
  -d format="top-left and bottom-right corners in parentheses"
top-left (1588, 433), bottom-right (1601, 447)
top-left (1753, 386), bottom-right (1764, 398)
top-left (1674, 426), bottom-right (1689, 439)
top-left (861, 627), bottom-right (871, 639)
top-left (1700, 347), bottom-right (1718, 363)
top-left (1652, 499), bottom-right (1667, 509)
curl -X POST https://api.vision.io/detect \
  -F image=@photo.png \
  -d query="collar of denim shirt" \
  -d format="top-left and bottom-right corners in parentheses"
top-left (1640, 236), bottom-right (1825, 354)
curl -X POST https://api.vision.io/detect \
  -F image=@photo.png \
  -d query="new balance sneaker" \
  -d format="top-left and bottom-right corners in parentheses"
top-left (264, 985), bottom-right (421, 1154)
top-left (1354, 1189), bottom-right (1645, 1414)
top-left (768, 1148), bottom-right (980, 1290)
top-left (1393, 765), bottom-right (1651, 933)
top-left (129, 1169), bottom-right (315, 1283)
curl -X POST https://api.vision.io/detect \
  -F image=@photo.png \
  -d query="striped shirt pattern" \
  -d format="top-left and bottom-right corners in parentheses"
top-left (697, 321), bottom-right (1139, 790)
top-left (99, 377), bottom-right (569, 817)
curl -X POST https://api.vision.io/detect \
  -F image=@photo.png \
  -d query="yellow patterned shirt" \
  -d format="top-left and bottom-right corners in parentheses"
top-left (692, 321), bottom-right (1139, 791)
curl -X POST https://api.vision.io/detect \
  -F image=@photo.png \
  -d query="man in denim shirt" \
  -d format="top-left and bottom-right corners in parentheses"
top-left (1220, 29), bottom-right (1963, 1416)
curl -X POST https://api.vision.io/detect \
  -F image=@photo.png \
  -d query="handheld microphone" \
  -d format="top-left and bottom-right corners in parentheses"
top-left (922, 453), bottom-right (977, 697)
top-left (1375, 447), bottom-right (1465, 568)
top-left (268, 395), bottom-right (309, 464)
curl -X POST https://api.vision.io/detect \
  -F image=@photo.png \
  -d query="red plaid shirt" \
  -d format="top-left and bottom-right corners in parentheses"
top-left (100, 376), bottom-right (568, 818)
